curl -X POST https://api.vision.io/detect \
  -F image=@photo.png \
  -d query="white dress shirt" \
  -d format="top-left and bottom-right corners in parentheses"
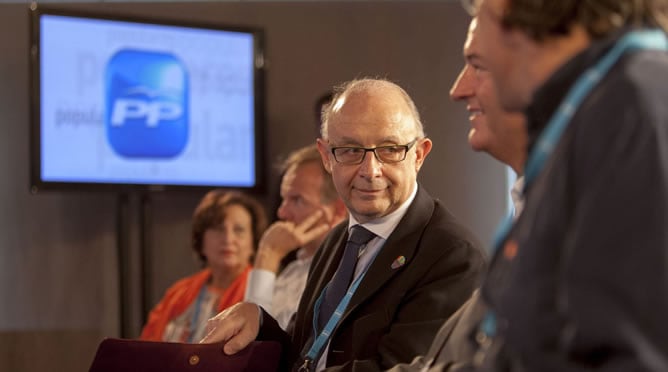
top-left (245, 248), bottom-right (313, 330)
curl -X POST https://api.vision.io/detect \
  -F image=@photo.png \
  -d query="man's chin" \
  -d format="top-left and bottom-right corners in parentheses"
top-left (349, 203), bottom-right (387, 222)
top-left (468, 137), bottom-right (486, 152)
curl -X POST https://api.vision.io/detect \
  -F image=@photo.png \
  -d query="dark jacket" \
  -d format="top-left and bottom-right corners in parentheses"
top-left (259, 185), bottom-right (485, 371)
top-left (480, 29), bottom-right (668, 372)
top-left (386, 290), bottom-right (488, 372)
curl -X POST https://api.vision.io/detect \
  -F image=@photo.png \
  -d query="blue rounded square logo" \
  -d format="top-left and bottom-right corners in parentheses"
top-left (105, 49), bottom-right (189, 158)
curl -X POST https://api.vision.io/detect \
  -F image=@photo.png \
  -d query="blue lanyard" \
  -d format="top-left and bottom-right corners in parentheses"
top-left (524, 29), bottom-right (668, 189)
top-left (492, 29), bottom-right (668, 254)
top-left (187, 285), bottom-right (209, 343)
top-left (483, 29), bottom-right (668, 339)
top-left (301, 248), bottom-right (380, 370)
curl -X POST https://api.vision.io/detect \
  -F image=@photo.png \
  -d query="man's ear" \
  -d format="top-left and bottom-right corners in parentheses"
top-left (316, 138), bottom-right (333, 173)
top-left (414, 137), bottom-right (432, 172)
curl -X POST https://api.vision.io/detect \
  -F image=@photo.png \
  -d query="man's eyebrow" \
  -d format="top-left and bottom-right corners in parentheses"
top-left (465, 52), bottom-right (481, 63)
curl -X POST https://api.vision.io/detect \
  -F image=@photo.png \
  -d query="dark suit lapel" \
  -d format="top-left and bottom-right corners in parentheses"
top-left (294, 222), bottom-right (348, 346)
top-left (343, 186), bottom-right (435, 318)
top-left (306, 227), bottom-right (348, 309)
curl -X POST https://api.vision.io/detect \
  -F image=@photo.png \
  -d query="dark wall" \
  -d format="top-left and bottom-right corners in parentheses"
top-left (0, 2), bottom-right (507, 371)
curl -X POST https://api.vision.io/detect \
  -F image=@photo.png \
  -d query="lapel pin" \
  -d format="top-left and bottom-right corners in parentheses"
top-left (503, 240), bottom-right (519, 260)
top-left (391, 255), bottom-right (406, 269)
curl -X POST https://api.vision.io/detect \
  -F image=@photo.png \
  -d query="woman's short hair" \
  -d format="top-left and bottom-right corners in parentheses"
top-left (191, 190), bottom-right (268, 265)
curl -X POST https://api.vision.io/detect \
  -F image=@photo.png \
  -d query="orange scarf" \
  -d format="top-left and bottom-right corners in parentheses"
top-left (140, 266), bottom-right (251, 341)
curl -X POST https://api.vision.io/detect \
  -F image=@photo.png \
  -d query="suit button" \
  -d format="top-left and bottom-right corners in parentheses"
top-left (475, 331), bottom-right (491, 348)
top-left (189, 354), bottom-right (200, 365)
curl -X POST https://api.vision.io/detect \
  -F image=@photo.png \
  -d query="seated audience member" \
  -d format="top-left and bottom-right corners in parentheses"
top-left (388, 16), bottom-right (527, 371)
top-left (140, 190), bottom-right (268, 342)
top-left (245, 144), bottom-right (347, 330)
top-left (450, 16), bottom-right (526, 216)
top-left (202, 78), bottom-right (485, 371)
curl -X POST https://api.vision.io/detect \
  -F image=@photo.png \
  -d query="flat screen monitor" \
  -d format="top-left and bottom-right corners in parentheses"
top-left (29, 6), bottom-right (265, 192)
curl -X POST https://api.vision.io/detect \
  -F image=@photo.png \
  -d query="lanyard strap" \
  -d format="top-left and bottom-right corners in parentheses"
top-left (301, 248), bottom-right (380, 369)
top-left (187, 285), bottom-right (209, 343)
top-left (483, 29), bottom-right (668, 340)
top-left (524, 29), bottom-right (668, 190)
top-left (492, 29), bottom-right (668, 254)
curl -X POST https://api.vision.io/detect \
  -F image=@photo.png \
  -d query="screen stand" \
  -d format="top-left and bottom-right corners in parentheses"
top-left (139, 192), bottom-right (152, 326)
top-left (116, 193), bottom-right (132, 338)
top-left (115, 192), bottom-right (153, 338)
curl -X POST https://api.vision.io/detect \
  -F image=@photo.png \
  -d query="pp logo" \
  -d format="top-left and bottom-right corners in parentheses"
top-left (105, 49), bottom-right (189, 158)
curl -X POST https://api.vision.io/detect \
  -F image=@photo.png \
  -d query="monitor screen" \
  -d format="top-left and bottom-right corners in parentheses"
top-left (30, 7), bottom-right (265, 192)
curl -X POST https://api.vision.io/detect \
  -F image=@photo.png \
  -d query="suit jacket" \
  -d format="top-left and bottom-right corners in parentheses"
top-left (258, 185), bottom-right (485, 371)
top-left (386, 290), bottom-right (487, 372)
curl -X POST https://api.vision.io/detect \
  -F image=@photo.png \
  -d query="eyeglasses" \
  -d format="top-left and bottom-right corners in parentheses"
top-left (330, 138), bottom-right (419, 165)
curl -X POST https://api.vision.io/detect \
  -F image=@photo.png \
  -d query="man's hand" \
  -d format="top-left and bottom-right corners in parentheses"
top-left (200, 302), bottom-right (261, 355)
top-left (254, 209), bottom-right (331, 272)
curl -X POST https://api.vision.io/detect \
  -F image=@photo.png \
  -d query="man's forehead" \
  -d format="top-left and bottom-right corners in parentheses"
top-left (464, 19), bottom-right (483, 63)
top-left (464, 18), bottom-right (479, 53)
top-left (285, 161), bottom-right (320, 178)
top-left (329, 97), bottom-right (413, 127)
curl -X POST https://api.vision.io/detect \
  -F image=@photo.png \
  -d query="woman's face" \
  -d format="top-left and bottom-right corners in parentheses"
top-left (201, 203), bottom-right (254, 273)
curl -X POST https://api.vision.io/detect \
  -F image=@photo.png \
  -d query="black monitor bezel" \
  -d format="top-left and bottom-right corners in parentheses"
top-left (28, 5), bottom-right (267, 194)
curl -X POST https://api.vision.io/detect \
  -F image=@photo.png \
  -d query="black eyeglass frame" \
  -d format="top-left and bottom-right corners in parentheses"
top-left (329, 138), bottom-right (420, 165)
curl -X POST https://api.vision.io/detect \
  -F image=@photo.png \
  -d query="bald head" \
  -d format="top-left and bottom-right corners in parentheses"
top-left (320, 78), bottom-right (425, 140)
top-left (315, 77), bottom-right (432, 222)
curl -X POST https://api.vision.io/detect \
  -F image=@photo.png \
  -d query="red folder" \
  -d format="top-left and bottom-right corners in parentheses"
top-left (89, 338), bottom-right (281, 372)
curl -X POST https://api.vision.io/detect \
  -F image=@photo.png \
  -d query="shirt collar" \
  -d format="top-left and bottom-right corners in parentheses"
top-left (511, 176), bottom-right (525, 219)
top-left (348, 181), bottom-right (418, 240)
top-left (296, 247), bottom-right (312, 261)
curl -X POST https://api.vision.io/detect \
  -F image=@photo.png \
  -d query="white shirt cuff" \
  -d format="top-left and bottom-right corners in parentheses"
top-left (244, 268), bottom-right (277, 312)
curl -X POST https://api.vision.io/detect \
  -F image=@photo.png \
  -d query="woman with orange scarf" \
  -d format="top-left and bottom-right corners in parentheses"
top-left (140, 190), bottom-right (268, 343)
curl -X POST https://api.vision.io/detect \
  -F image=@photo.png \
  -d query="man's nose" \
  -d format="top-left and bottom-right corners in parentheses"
top-left (357, 150), bottom-right (382, 177)
top-left (450, 65), bottom-right (475, 101)
top-left (277, 202), bottom-right (291, 221)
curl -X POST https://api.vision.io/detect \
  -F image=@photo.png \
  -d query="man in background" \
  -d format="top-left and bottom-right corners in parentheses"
top-left (389, 16), bottom-right (527, 372)
top-left (245, 144), bottom-right (347, 330)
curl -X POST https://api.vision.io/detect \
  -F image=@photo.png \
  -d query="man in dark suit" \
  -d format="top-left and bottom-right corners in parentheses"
top-left (201, 78), bottom-right (485, 371)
